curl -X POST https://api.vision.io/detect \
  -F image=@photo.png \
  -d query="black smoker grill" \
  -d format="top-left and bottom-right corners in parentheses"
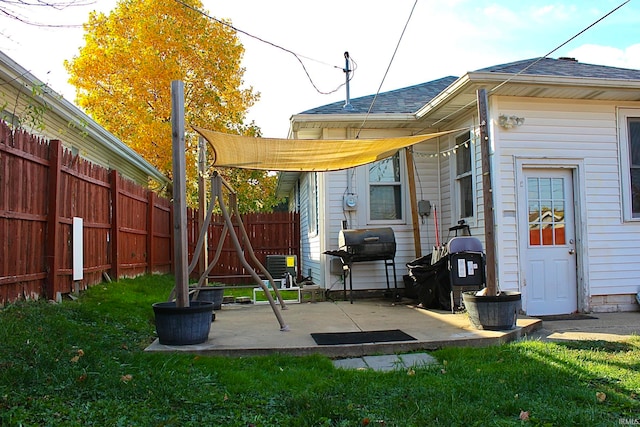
top-left (325, 227), bottom-right (398, 303)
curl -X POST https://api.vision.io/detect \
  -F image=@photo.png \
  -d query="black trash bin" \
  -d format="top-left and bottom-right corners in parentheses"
top-left (406, 254), bottom-right (451, 310)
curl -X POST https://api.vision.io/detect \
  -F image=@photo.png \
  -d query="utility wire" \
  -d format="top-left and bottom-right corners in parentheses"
top-left (418, 0), bottom-right (630, 133)
top-left (173, 0), bottom-right (349, 95)
top-left (355, 0), bottom-right (419, 139)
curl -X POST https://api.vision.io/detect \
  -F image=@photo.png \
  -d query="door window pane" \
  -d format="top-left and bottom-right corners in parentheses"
top-left (528, 177), bottom-right (566, 246)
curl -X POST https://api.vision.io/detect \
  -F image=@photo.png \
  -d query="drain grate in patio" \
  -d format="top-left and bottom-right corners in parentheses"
top-left (311, 329), bottom-right (416, 346)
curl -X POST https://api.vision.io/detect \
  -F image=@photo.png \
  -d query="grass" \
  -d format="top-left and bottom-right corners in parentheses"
top-left (0, 274), bottom-right (638, 426)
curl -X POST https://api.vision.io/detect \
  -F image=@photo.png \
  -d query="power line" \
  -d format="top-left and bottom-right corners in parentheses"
top-left (418, 0), bottom-right (630, 133)
top-left (355, 0), bottom-right (419, 138)
top-left (173, 0), bottom-right (348, 95)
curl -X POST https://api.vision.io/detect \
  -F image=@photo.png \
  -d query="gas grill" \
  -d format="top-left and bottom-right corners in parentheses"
top-left (325, 227), bottom-right (398, 303)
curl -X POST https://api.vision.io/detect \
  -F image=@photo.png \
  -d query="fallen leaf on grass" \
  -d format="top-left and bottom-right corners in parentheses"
top-left (407, 368), bottom-right (415, 376)
top-left (596, 392), bottom-right (606, 402)
top-left (519, 410), bottom-right (530, 421)
top-left (70, 349), bottom-right (85, 363)
top-left (77, 374), bottom-right (87, 382)
top-left (120, 374), bottom-right (133, 383)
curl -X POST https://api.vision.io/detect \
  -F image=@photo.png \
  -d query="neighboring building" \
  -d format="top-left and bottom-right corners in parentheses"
top-left (278, 57), bottom-right (640, 315)
top-left (0, 50), bottom-right (167, 186)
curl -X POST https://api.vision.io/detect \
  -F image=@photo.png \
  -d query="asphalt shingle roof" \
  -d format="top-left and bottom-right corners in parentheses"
top-left (475, 57), bottom-right (640, 80)
top-left (300, 76), bottom-right (458, 115)
top-left (299, 58), bottom-right (640, 116)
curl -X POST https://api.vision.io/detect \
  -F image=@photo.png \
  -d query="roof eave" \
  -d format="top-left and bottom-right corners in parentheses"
top-left (0, 50), bottom-right (169, 185)
top-left (466, 71), bottom-right (640, 89)
top-left (290, 112), bottom-right (417, 132)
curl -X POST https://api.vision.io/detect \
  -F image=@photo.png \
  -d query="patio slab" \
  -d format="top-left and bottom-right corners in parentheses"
top-left (145, 298), bottom-right (542, 358)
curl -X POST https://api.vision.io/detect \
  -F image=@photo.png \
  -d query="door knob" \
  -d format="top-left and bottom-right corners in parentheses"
top-left (568, 249), bottom-right (575, 255)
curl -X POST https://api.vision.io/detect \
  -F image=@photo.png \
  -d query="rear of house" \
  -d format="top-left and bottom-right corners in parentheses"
top-left (279, 57), bottom-right (640, 315)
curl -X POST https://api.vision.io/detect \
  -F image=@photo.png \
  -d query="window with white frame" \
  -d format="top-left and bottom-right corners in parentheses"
top-left (455, 131), bottom-right (474, 219)
top-left (307, 172), bottom-right (318, 235)
top-left (368, 152), bottom-right (403, 221)
top-left (619, 109), bottom-right (640, 220)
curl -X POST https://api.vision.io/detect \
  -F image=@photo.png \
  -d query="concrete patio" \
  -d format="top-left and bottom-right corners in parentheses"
top-left (146, 297), bottom-right (545, 358)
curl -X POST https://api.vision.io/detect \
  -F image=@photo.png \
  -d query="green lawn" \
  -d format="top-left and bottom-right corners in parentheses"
top-left (1, 274), bottom-right (638, 426)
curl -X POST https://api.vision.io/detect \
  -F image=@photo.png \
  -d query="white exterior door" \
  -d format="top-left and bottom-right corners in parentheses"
top-left (522, 169), bottom-right (578, 315)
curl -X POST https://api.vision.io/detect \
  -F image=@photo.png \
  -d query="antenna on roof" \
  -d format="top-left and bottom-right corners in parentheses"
top-left (343, 52), bottom-right (354, 111)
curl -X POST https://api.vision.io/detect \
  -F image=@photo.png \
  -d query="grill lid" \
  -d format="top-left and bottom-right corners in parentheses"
top-left (338, 227), bottom-right (396, 262)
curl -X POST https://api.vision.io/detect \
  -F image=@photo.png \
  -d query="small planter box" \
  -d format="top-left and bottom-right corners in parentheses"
top-left (252, 287), bottom-right (301, 304)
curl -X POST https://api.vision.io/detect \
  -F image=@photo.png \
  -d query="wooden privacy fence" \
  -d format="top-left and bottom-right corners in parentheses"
top-left (187, 209), bottom-right (301, 284)
top-left (0, 125), bottom-right (173, 304)
top-left (0, 122), bottom-right (300, 305)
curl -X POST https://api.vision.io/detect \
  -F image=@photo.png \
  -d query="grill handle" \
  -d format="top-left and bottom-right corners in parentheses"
top-left (363, 236), bottom-right (379, 242)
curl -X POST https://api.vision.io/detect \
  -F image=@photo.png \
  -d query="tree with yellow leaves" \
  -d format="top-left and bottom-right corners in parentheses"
top-left (65, 0), bottom-right (281, 212)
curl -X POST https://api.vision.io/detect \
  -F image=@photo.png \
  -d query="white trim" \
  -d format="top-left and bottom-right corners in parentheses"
top-left (514, 157), bottom-right (590, 313)
top-left (364, 150), bottom-right (407, 225)
top-left (616, 108), bottom-right (640, 221)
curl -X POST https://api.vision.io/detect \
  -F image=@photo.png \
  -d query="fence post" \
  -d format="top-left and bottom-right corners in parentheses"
top-left (110, 169), bottom-right (120, 281)
top-left (45, 139), bottom-right (62, 301)
top-left (147, 191), bottom-right (155, 275)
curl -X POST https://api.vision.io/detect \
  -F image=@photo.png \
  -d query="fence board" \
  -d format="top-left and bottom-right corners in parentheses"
top-left (0, 120), bottom-right (299, 304)
top-left (188, 210), bottom-right (300, 285)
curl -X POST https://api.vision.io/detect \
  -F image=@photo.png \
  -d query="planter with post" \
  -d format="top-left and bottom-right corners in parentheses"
top-left (462, 88), bottom-right (521, 330)
top-left (153, 81), bottom-right (214, 346)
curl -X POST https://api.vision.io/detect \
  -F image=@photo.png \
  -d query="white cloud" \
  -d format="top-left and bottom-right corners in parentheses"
top-left (567, 43), bottom-right (640, 69)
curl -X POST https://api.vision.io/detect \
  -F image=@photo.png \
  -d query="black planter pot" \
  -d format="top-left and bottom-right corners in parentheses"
top-left (152, 301), bottom-right (214, 345)
top-left (195, 287), bottom-right (225, 310)
top-left (462, 291), bottom-right (522, 330)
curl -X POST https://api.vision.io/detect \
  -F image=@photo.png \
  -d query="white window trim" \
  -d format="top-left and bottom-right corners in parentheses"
top-left (617, 108), bottom-right (640, 221)
top-left (453, 131), bottom-right (475, 221)
top-left (365, 150), bottom-right (406, 225)
top-left (307, 172), bottom-right (318, 236)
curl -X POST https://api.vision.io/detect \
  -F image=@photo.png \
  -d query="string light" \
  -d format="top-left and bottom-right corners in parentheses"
top-left (412, 133), bottom-right (475, 159)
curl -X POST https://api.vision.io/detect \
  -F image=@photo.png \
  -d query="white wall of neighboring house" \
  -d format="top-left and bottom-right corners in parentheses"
top-left (0, 50), bottom-right (167, 187)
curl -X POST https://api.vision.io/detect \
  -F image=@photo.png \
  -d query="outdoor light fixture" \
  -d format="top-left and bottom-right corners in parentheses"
top-left (498, 114), bottom-right (525, 129)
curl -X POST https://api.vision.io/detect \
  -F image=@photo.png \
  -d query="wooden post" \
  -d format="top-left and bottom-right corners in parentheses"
top-left (172, 80), bottom-right (189, 307)
top-left (477, 88), bottom-right (497, 296)
top-left (45, 139), bottom-right (62, 301)
top-left (197, 136), bottom-right (208, 284)
top-left (110, 169), bottom-right (121, 281)
top-left (405, 147), bottom-right (422, 258)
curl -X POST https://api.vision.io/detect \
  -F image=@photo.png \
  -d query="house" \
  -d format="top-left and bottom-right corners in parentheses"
top-left (277, 57), bottom-right (640, 315)
top-left (0, 50), bottom-right (167, 186)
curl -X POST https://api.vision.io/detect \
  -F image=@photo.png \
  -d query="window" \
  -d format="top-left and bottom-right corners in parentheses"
top-left (618, 109), bottom-right (640, 220)
top-left (455, 131), bottom-right (473, 218)
top-left (629, 118), bottom-right (640, 218)
top-left (307, 172), bottom-right (318, 235)
top-left (368, 152), bottom-right (402, 220)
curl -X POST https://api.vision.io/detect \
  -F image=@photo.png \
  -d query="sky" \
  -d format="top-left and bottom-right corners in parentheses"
top-left (2, 0), bottom-right (640, 138)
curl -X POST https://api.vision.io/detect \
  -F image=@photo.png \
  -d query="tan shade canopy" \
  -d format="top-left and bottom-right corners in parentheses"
top-left (194, 127), bottom-right (457, 172)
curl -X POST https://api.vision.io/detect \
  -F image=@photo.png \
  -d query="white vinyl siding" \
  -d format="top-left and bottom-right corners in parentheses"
top-left (298, 173), bottom-right (321, 283)
top-left (493, 97), bottom-right (640, 298)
